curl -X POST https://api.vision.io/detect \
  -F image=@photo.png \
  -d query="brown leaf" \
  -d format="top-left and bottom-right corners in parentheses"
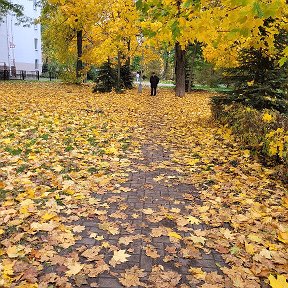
top-left (119, 266), bottom-right (146, 287)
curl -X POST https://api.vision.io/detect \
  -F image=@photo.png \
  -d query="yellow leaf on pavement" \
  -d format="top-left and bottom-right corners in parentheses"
top-left (278, 231), bottom-right (288, 244)
top-left (6, 245), bottom-right (24, 258)
top-left (168, 231), bottom-right (182, 240)
top-left (268, 274), bottom-right (288, 288)
top-left (245, 241), bottom-right (255, 255)
top-left (110, 250), bottom-right (130, 267)
top-left (187, 216), bottom-right (200, 225)
top-left (65, 262), bottom-right (84, 277)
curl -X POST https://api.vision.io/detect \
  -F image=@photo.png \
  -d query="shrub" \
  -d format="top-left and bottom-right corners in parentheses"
top-left (211, 97), bottom-right (288, 166)
top-left (93, 61), bottom-right (116, 93)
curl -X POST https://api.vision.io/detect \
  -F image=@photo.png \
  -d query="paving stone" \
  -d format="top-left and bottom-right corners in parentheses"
top-left (140, 253), bottom-right (153, 271)
top-left (78, 237), bottom-right (96, 245)
top-left (98, 277), bottom-right (123, 288)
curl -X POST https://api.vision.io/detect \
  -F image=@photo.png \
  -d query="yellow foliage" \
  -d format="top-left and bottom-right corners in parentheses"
top-left (263, 113), bottom-right (273, 122)
top-left (265, 128), bottom-right (288, 159)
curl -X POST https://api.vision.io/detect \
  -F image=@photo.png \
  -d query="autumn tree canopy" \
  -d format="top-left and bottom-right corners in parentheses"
top-left (41, 0), bottom-right (288, 95)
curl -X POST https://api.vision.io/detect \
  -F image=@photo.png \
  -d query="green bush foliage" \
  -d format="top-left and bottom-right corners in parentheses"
top-left (93, 63), bottom-right (133, 93)
top-left (93, 61), bottom-right (116, 93)
top-left (222, 25), bottom-right (288, 114)
top-left (211, 97), bottom-right (288, 167)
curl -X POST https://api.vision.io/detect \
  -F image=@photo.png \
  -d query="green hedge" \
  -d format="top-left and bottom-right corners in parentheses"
top-left (211, 96), bottom-right (288, 168)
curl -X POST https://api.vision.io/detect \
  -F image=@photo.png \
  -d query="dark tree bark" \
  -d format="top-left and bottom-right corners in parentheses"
top-left (188, 43), bottom-right (198, 93)
top-left (117, 50), bottom-right (121, 88)
top-left (175, 42), bottom-right (186, 97)
top-left (76, 30), bottom-right (83, 80)
top-left (162, 50), bottom-right (170, 80)
top-left (126, 39), bottom-right (131, 66)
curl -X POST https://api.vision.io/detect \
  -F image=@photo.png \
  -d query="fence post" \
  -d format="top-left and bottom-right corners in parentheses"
top-left (37, 71), bottom-right (40, 80)
top-left (4, 69), bottom-right (9, 80)
top-left (49, 72), bottom-right (52, 81)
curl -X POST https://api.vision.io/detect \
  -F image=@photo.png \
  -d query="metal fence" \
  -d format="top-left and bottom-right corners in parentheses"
top-left (0, 70), bottom-right (60, 81)
top-left (0, 69), bottom-right (40, 80)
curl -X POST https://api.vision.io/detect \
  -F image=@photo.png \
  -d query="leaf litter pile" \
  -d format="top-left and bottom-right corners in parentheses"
top-left (0, 82), bottom-right (287, 288)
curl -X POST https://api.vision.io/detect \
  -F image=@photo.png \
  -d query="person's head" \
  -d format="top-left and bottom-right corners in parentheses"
top-left (152, 72), bottom-right (155, 75)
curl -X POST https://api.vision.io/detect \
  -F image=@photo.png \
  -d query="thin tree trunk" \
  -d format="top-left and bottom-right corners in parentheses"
top-left (163, 50), bottom-right (169, 80)
top-left (175, 42), bottom-right (186, 97)
top-left (188, 43), bottom-right (198, 93)
top-left (76, 30), bottom-right (83, 81)
top-left (126, 40), bottom-right (131, 66)
top-left (117, 50), bottom-right (121, 88)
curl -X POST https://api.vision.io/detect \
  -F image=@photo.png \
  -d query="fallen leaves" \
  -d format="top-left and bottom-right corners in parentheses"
top-left (0, 82), bottom-right (287, 287)
top-left (65, 262), bottom-right (84, 277)
top-left (109, 250), bottom-right (131, 267)
top-left (144, 245), bottom-right (160, 259)
top-left (148, 265), bottom-right (181, 288)
top-left (119, 266), bottom-right (146, 287)
top-left (268, 274), bottom-right (288, 288)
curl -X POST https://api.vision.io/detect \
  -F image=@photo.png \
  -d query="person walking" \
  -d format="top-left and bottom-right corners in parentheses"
top-left (150, 72), bottom-right (159, 96)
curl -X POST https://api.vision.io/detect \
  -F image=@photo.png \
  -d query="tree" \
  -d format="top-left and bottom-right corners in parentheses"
top-left (41, 0), bottom-right (141, 83)
top-left (0, 0), bottom-right (32, 24)
top-left (222, 23), bottom-right (288, 113)
top-left (41, 0), bottom-right (110, 82)
top-left (93, 60), bottom-right (116, 93)
top-left (0, 0), bottom-right (23, 19)
top-left (136, 0), bottom-right (288, 97)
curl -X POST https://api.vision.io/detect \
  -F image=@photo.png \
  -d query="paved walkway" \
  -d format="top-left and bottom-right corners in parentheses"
top-left (71, 114), bottom-right (230, 288)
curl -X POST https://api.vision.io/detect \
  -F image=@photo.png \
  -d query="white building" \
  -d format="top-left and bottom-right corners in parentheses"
top-left (0, 0), bottom-right (42, 72)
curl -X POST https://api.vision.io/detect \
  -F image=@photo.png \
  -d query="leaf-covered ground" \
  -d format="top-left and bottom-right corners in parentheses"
top-left (0, 82), bottom-right (287, 288)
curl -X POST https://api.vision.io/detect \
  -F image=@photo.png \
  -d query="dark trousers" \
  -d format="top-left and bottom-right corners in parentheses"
top-left (151, 86), bottom-right (157, 96)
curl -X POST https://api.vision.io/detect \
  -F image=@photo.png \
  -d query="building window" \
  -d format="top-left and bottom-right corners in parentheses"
top-left (34, 24), bottom-right (38, 30)
top-left (35, 59), bottom-right (39, 70)
top-left (34, 38), bottom-right (38, 51)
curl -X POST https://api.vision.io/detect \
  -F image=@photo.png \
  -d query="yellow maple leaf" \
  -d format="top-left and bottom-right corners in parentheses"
top-left (187, 216), bottom-right (200, 225)
top-left (189, 235), bottom-right (206, 245)
top-left (41, 212), bottom-right (57, 222)
top-left (6, 245), bottom-right (24, 258)
top-left (187, 159), bottom-right (200, 165)
top-left (189, 267), bottom-right (207, 280)
top-left (104, 145), bottom-right (118, 155)
top-left (110, 250), bottom-right (130, 267)
top-left (245, 241), bottom-right (255, 255)
top-left (2, 259), bottom-right (14, 275)
top-left (65, 262), bottom-right (84, 277)
top-left (268, 274), bottom-right (288, 288)
top-left (72, 225), bottom-right (86, 233)
top-left (168, 231), bottom-right (182, 240)
top-left (247, 80), bottom-right (254, 86)
top-left (278, 231), bottom-right (288, 244)
top-left (248, 234), bottom-right (262, 244)
top-left (243, 149), bottom-right (250, 158)
top-left (52, 164), bottom-right (64, 172)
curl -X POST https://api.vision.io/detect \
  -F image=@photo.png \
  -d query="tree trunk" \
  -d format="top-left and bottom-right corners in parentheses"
top-left (117, 50), bottom-right (121, 88)
top-left (188, 43), bottom-right (198, 93)
top-left (163, 50), bottom-right (169, 80)
top-left (76, 30), bottom-right (83, 81)
top-left (126, 40), bottom-right (131, 66)
top-left (175, 42), bottom-right (186, 97)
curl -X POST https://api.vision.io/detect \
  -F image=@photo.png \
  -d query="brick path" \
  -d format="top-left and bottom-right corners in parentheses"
top-left (72, 136), bottom-right (229, 287)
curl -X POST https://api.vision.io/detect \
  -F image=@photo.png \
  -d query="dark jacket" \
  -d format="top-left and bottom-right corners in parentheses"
top-left (150, 75), bottom-right (159, 87)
